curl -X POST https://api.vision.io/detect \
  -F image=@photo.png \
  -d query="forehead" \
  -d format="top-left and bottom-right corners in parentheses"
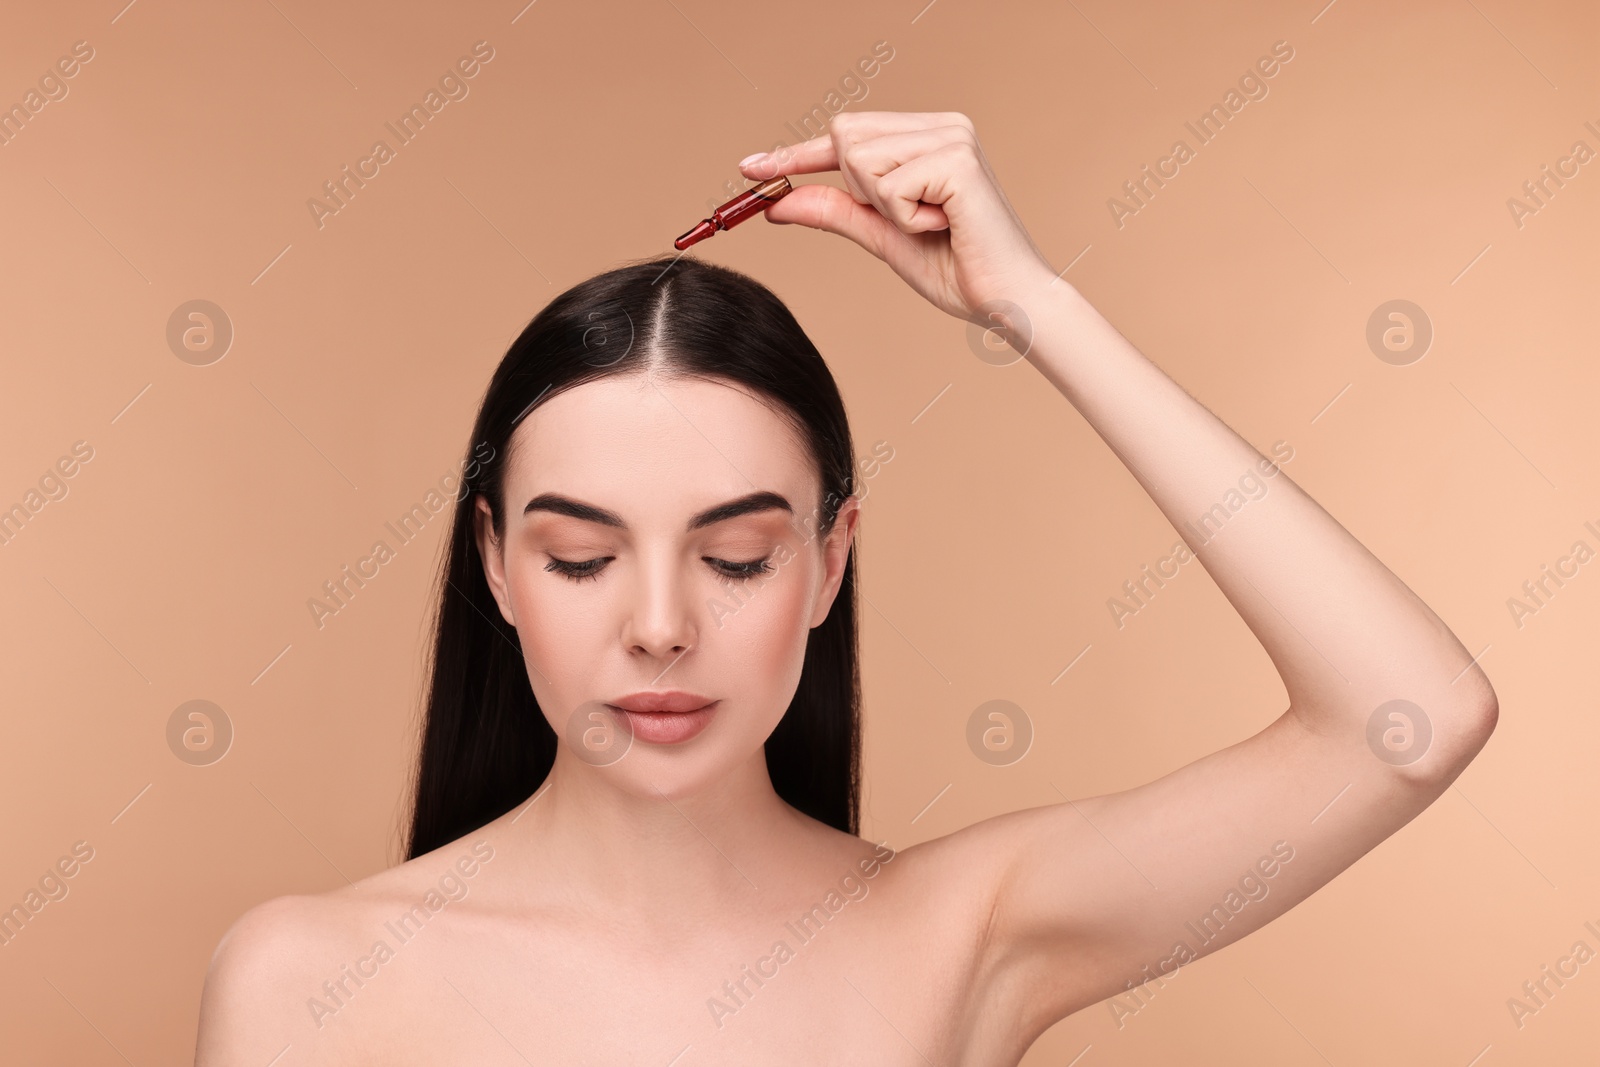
top-left (505, 374), bottom-right (816, 517)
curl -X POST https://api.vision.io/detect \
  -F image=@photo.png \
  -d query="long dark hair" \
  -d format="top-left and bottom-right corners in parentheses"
top-left (403, 256), bottom-right (861, 860)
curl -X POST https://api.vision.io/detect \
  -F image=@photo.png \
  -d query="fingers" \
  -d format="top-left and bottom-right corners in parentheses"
top-left (837, 126), bottom-right (975, 231)
top-left (828, 110), bottom-right (976, 148)
top-left (743, 119), bottom-right (977, 235)
top-left (738, 110), bottom-right (976, 180)
top-left (740, 138), bottom-right (833, 180)
top-left (761, 183), bottom-right (899, 262)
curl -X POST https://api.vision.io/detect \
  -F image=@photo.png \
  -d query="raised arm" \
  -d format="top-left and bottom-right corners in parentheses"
top-left (971, 271), bottom-right (1496, 1028)
top-left (738, 111), bottom-right (1497, 1035)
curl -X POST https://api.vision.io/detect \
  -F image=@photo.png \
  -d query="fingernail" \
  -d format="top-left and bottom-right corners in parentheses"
top-left (739, 152), bottom-right (769, 168)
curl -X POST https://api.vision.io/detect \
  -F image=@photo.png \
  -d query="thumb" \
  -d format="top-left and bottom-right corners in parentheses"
top-left (761, 183), bottom-right (901, 262)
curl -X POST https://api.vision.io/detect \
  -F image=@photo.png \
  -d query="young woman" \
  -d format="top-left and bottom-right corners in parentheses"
top-left (195, 111), bottom-right (1496, 1065)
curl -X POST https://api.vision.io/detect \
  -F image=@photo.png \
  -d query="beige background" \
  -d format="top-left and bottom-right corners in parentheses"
top-left (2, 0), bottom-right (1596, 1062)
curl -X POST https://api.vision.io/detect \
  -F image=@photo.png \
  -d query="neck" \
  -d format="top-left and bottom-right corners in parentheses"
top-left (497, 746), bottom-right (804, 916)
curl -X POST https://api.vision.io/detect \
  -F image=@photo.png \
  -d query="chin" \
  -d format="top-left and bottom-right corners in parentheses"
top-left (596, 731), bottom-right (762, 800)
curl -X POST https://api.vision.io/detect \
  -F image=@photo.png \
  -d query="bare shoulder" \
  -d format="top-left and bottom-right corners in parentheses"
top-left (195, 838), bottom-right (497, 1064)
top-left (205, 890), bottom-right (346, 985)
top-left (194, 890), bottom-right (357, 1064)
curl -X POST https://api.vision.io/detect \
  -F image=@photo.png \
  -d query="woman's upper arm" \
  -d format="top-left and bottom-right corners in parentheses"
top-left (969, 698), bottom-right (1494, 1032)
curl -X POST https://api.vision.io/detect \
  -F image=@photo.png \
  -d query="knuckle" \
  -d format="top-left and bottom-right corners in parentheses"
top-left (946, 122), bottom-right (978, 147)
top-left (876, 186), bottom-right (917, 231)
top-left (940, 139), bottom-right (981, 168)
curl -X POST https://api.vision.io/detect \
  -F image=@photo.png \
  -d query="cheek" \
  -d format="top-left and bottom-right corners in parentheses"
top-left (503, 560), bottom-right (607, 696)
top-left (710, 562), bottom-right (816, 704)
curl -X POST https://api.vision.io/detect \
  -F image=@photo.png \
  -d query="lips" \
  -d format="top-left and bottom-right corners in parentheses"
top-left (607, 690), bottom-right (714, 714)
top-left (603, 691), bottom-right (718, 745)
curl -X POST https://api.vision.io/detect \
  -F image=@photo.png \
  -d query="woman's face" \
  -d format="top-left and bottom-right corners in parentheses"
top-left (474, 372), bottom-right (858, 798)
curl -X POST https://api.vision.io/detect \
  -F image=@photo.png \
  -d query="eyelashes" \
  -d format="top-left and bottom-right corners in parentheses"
top-left (543, 556), bottom-right (773, 584)
top-left (709, 558), bottom-right (774, 581)
top-left (544, 557), bottom-right (609, 582)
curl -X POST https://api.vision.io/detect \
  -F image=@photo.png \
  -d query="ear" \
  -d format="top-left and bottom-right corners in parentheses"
top-left (473, 495), bottom-right (517, 627)
top-left (808, 494), bottom-right (861, 629)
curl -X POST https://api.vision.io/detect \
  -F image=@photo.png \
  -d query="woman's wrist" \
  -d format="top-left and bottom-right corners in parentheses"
top-left (957, 267), bottom-right (1072, 359)
top-left (985, 272), bottom-right (1088, 363)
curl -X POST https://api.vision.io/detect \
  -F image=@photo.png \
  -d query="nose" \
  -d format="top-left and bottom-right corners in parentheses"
top-left (620, 552), bottom-right (698, 662)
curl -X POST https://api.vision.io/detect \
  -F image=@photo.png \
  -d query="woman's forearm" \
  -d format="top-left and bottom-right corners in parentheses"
top-left (1016, 279), bottom-right (1496, 769)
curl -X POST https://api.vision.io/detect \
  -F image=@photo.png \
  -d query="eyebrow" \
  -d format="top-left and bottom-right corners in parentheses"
top-left (523, 489), bottom-right (794, 532)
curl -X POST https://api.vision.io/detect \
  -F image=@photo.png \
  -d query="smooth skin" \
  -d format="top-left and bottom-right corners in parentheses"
top-left (195, 112), bottom-right (1496, 1065)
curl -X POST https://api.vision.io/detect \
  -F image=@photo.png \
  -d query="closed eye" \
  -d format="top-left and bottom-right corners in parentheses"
top-left (543, 556), bottom-right (772, 583)
top-left (544, 556), bottom-right (612, 583)
top-left (710, 557), bottom-right (772, 580)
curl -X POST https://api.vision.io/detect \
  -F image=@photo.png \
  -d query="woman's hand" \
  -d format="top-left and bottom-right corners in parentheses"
top-left (738, 111), bottom-right (1059, 331)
